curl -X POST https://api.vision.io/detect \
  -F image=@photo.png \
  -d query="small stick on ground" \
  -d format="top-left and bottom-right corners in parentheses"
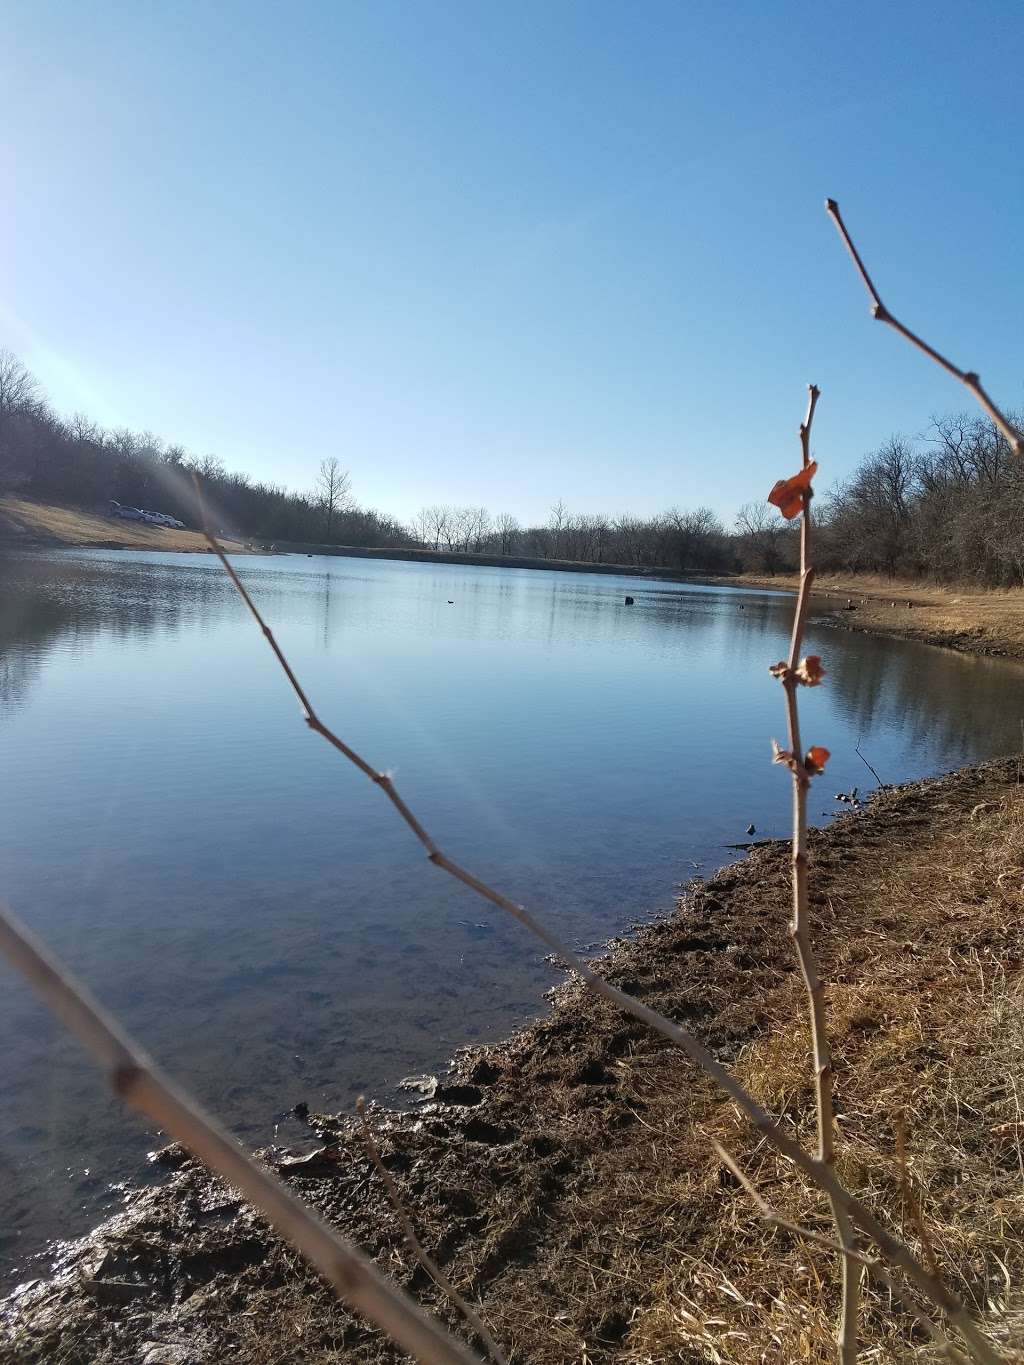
top-left (357, 1098), bottom-right (508, 1365)
top-left (896, 1113), bottom-right (943, 1284)
top-left (854, 740), bottom-right (883, 789)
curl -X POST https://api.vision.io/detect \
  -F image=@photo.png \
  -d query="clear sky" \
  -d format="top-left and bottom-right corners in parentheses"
top-left (2, 1), bottom-right (1022, 526)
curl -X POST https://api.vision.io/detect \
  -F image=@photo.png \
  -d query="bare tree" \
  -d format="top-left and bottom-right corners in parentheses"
top-left (548, 498), bottom-right (568, 558)
top-left (0, 350), bottom-right (44, 490)
top-left (0, 349), bottom-right (39, 424)
top-left (494, 512), bottom-right (520, 555)
top-left (315, 457), bottom-right (352, 541)
top-left (427, 505), bottom-right (451, 551)
top-left (465, 506), bottom-right (490, 552)
top-left (409, 507), bottom-right (434, 546)
top-left (735, 501), bottom-right (789, 574)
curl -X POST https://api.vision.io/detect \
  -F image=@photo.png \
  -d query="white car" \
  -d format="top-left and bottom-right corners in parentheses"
top-left (139, 509), bottom-right (187, 529)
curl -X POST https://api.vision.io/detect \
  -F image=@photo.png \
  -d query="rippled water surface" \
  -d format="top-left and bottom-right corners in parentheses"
top-left (2, 548), bottom-right (1022, 1280)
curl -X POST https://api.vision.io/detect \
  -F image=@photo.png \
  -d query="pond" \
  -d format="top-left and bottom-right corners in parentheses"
top-left (1, 548), bottom-right (1021, 1282)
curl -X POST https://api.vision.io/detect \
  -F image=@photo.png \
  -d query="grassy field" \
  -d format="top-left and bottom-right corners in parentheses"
top-left (6, 758), bottom-right (1023, 1363)
top-left (0, 497), bottom-right (249, 554)
top-left (726, 570), bottom-right (1024, 660)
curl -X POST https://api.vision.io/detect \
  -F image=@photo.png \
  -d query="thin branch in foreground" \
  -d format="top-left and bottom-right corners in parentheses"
top-left (713, 1143), bottom-right (971, 1365)
top-left (0, 902), bottom-right (479, 1365)
top-left (772, 384), bottom-right (860, 1364)
top-left (357, 1098), bottom-right (508, 1365)
top-left (196, 486), bottom-right (1003, 1364)
top-left (825, 199), bottom-right (1024, 459)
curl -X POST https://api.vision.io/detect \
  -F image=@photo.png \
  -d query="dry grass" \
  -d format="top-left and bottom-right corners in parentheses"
top-left (0, 496), bottom-right (248, 553)
top-left (724, 570), bottom-right (1024, 659)
top-left (611, 785), bottom-right (1024, 1363)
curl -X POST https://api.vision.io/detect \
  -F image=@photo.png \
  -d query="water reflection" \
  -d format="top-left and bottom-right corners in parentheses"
top-left (1, 548), bottom-right (1022, 1281)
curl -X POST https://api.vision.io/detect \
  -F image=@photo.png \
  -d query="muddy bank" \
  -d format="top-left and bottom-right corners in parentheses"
top-left (4, 758), bottom-right (1023, 1363)
top-left (716, 571), bottom-right (1024, 660)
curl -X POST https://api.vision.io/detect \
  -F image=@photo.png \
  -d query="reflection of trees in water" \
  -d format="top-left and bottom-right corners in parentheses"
top-left (0, 553), bottom-right (236, 711)
top-left (815, 621), bottom-right (1024, 759)
top-left (4, 553), bottom-right (1020, 765)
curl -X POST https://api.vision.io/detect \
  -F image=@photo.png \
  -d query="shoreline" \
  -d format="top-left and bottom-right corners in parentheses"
top-left (4, 755), bottom-right (1023, 1361)
top-left (714, 570), bottom-right (1024, 660)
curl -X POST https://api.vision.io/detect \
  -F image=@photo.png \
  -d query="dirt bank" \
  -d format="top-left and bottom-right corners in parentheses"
top-left (719, 571), bottom-right (1024, 660)
top-left (3, 758), bottom-right (1023, 1363)
top-left (0, 498), bottom-right (249, 555)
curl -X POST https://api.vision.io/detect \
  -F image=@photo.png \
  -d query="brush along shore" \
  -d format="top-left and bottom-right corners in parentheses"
top-left (3, 758), bottom-right (1024, 1364)
top-left (719, 570), bottom-right (1024, 661)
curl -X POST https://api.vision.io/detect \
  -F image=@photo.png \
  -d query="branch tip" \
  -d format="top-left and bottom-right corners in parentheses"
top-left (827, 198), bottom-right (1023, 459)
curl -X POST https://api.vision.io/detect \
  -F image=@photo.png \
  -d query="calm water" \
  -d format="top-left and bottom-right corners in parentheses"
top-left (2, 548), bottom-right (1022, 1281)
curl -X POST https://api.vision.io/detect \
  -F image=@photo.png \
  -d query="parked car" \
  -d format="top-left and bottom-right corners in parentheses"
top-left (108, 500), bottom-right (146, 521)
top-left (108, 501), bottom-right (185, 529)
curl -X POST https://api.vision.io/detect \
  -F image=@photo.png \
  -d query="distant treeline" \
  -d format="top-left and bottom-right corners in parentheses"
top-left (409, 501), bottom-right (737, 573)
top-left (2, 348), bottom-right (1021, 583)
top-left (407, 410), bottom-right (1024, 586)
top-left (0, 350), bottom-right (410, 547)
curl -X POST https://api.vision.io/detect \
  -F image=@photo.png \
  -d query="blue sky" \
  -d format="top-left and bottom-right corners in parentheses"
top-left (2, 1), bottom-right (1022, 525)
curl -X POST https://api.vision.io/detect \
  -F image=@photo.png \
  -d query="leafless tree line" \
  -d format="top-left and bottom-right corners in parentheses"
top-left (816, 415), bottom-right (1024, 584)
top-left (409, 504), bottom-right (494, 553)
top-left (5, 343), bottom-right (1024, 584)
top-left (409, 499), bottom-right (738, 573)
top-left (0, 351), bottom-right (408, 549)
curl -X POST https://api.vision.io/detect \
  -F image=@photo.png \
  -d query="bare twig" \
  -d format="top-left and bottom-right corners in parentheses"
top-left (774, 385), bottom-right (860, 1364)
top-left (854, 740), bottom-right (883, 789)
top-left (357, 1099), bottom-right (508, 1365)
top-left (713, 1143), bottom-right (971, 1365)
top-left (825, 199), bottom-right (1024, 459)
top-left (196, 479), bottom-right (1003, 1363)
top-left (0, 903), bottom-right (480, 1365)
top-left (896, 1113), bottom-right (943, 1284)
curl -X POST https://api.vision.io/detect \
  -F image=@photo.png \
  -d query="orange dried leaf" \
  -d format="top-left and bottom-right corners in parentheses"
top-left (796, 655), bottom-right (826, 687)
top-left (768, 661), bottom-right (789, 679)
top-left (805, 745), bottom-right (830, 774)
top-left (768, 461), bottom-right (818, 520)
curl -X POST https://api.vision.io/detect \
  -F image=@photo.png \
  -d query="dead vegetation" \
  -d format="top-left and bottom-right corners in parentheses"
top-left (0, 496), bottom-right (248, 553)
top-left (5, 760), bottom-right (1023, 1363)
top-left (719, 570), bottom-right (1024, 661)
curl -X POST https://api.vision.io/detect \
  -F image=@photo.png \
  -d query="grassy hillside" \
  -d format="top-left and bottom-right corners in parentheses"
top-left (0, 497), bottom-right (249, 554)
